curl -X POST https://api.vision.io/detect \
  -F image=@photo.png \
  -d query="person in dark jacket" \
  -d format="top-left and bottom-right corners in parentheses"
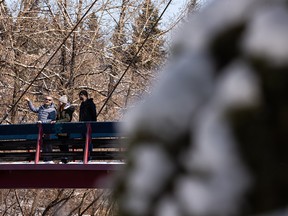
top-left (79, 90), bottom-right (97, 121)
top-left (51, 95), bottom-right (75, 163)
top-left (25, 95), bottom-right (57, 163)
top-left (54, 95), bottom-right (75, 123)
top-left (78, 90), bottom-right (97, 161)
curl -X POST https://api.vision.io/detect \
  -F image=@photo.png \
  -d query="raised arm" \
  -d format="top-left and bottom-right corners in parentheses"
top-left (25, 98), bottom-right (39, 113)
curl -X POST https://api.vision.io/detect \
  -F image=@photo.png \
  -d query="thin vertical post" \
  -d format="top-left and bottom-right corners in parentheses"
top-left (35, 123), bottom-right (43, 164)
top-left (84, 123), bottom-right (92, 164)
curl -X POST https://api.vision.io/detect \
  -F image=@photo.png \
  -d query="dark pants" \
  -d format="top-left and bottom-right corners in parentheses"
top-left (58, 134), bottom-right (69, 163)
top-left (42, 134), bottom-right (52, 161)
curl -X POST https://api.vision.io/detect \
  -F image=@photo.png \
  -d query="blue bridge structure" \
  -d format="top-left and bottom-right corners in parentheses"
top-left (0, 122), bottom-right (126, 188)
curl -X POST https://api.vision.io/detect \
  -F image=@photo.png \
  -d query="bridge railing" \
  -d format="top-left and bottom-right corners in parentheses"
top-left (0, 122), bottom-right (126, 164)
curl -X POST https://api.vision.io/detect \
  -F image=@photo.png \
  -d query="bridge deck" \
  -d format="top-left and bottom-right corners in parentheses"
top-left (0, 122), bottom-right (126, 188)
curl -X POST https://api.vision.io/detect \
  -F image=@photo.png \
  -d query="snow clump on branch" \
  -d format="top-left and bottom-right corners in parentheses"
top-left (115, 0), bottom-right (288, 215)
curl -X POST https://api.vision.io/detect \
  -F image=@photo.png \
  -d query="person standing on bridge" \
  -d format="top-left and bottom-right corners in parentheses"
top-left (25, 95), bottom-right (57, 163)
top-left (78, 90), bottom-right (97, 161)
top-left (79, 90), bottom-right (97, 122)
top-left (51, 95), bottom-right (75, 164)
top-left (25, 95), bottom-right (56, 123)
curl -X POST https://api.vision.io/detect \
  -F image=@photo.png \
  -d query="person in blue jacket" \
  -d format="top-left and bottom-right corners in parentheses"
top-left (25, 95), bottom-right (56, 123)
top-left (25, 95), bottom-right (57, 163)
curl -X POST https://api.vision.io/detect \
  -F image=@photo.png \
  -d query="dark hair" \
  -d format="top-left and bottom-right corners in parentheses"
top-left (79, 90), bottom-right (88, 97)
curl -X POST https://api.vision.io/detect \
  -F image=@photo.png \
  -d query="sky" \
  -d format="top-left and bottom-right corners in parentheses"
top-left (162, 0), bottom-right (213, 23)
top-left (163, 0), bottom-right (188, 21)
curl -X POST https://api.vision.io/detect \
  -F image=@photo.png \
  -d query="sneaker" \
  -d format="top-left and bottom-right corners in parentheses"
top-left (61, 158), bottom-right (68, 164)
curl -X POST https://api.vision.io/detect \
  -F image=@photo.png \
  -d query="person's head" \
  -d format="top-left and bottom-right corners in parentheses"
top-left (58, 95), bottom-right (68, 106)
top-left (44, 96), bottom-right (53, 106)
top-left (79, 90), bottom-right (88, 101)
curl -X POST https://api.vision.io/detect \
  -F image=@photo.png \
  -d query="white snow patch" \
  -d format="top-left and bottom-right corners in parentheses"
top-left (243, 4), bottom-right (288, 65)
top-left (122, 144), bottom-right (175, 215)
top-left (122, 52), bottom-right (214, 143)
top-left (214, 61), bottom-right (260, 109)
top-left (155, 196), bottom-right (180, 216)
top-left (174, 0), bottom-right (259, 52)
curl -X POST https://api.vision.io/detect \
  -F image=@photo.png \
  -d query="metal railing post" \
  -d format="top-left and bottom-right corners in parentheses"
top-left (35, 123), bottom-right (43, 164)
top-left (84, 123), bottom-right (92, 164)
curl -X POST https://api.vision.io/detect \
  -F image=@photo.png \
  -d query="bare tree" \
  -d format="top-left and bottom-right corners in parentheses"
top-left (123, 0), bottom-right (165, 106)
top-left (0, 0), bottom-right (198, 215)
